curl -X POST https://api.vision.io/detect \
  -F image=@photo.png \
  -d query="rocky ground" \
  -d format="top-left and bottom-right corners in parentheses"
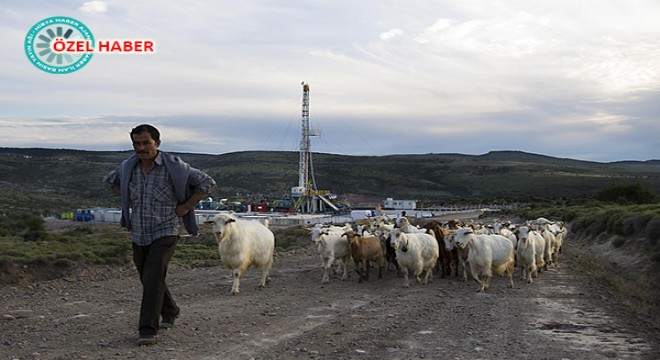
top-left (2, 229), bottom-right (659, 360)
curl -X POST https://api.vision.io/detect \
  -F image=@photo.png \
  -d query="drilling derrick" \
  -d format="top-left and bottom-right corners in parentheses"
top-left (291, 82), bottom-right (338, 213)
top-left (298, 82), bottom-right (314, 193)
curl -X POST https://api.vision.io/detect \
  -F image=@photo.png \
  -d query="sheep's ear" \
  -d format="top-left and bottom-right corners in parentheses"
top-left (225, 218), bottom-right (236, 224)
top-left (203, 220), bottom-right (214, 224)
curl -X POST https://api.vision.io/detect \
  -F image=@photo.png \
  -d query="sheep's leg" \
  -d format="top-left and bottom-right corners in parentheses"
top-left (259, 259), bottom-right (272, 288)
top-left (259, 274), bottom-right (267, 288)
top-left (231, 269), bottom-right (242, 295)
top-left (422, 267), bottom-right (432, 285)
top-left (414, 267), bottom-right (423, 284)
top-left (321, 255), bottom-right (334, 283)
top-left (335, 258), bottom-right (344, 276)
top-left (354, 260), bottom-right (364, 283)
top-left (507, 262), bottom-right (515, 288)
top-left (481, 275), bottom-right (493, 292)
top-left (340, 257), bottom-right (349, 280)
top-left (401, 268), bottom-right (410, 288)
top-left (477, 275), bottom-right (486, 292)
top-left (378, 261), bottom-right (384, 279)
top-left (461, 259), bottom-right (469, 282)
top-left (469, 264), bottom-right (480, 284)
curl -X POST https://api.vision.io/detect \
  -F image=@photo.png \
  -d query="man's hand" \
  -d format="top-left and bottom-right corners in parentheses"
top-left (175, 203), bottom-right (194, 217)
top-left (176, 193), bottom-right (209, 217)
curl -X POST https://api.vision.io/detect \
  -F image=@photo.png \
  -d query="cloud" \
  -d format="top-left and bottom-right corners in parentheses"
top-left (380, 28), bottom-right (403, 41)
top-left (1, 1), bottom-right (659, 162)
top-left (79, 1), bottom-right (109, 15)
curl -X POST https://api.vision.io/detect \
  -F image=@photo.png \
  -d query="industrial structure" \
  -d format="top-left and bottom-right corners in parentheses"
top-left (291, 82), bottom-right (339, 213)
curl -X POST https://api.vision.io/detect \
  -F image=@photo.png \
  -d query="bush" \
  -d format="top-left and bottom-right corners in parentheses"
top-left (54, 258), bottom-right (74, 267)
top-left (596, 183), bottom-right (657, 205)
top-left (612, 237), bottom-right (626, 248)
top-left (646, 218), bottom-right (660, 247)
top-left (651, 252), bottom-right (660, 263)
top-left (19, 215), bottom-right (48, 241)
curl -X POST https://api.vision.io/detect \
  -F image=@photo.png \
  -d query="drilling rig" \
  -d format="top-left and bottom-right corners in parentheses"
top-left (291, 82), bottom-right (339, 213)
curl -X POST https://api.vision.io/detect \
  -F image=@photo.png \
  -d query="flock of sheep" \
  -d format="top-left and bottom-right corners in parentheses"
top-left (205, 213), bottom-right (568, 294)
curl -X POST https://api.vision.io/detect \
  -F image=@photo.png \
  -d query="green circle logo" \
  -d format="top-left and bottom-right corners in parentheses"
top-left (24, 16), bottom-right (95, 74)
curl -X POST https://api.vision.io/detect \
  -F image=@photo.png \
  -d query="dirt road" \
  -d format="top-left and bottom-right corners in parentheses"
top-left (1, 237), bottom-right (659, 360)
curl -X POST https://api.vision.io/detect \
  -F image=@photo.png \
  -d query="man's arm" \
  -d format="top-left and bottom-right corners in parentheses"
top-left (175, 192), bottom-right (208, 217)
top-left (103, 168), bottom-right (121, 196)
top-left (176, 167), bottom-right (216, 216)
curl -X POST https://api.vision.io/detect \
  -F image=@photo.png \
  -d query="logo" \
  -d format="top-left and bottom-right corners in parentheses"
top-left (24, 16), bottom-right (155, 74)
top-left (24, 16), bottom-right (95, 74)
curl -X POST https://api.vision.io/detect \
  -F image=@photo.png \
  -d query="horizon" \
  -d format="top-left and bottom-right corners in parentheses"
top-left (1, 146), bottom-right (657, 164)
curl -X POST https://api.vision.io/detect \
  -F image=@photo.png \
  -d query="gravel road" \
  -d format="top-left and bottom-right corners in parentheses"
top-left (2, 236), bottom-right (659, 360)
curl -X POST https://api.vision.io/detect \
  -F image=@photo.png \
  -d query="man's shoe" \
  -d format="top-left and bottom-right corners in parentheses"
top-left (136, 335), bottom-right (157, 346)
top-left (160, 315), bottom-right (178, 329)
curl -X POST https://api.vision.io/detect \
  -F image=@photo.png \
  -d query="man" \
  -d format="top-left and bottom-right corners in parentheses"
top-left (103, 124), bottom-right (216, 346)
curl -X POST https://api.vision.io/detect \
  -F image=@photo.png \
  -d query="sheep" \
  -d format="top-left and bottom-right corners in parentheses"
top-left (446, 219), bottom-right (470, 281)
top-left (343, 232), bottom-right (386, 282)
top-left (546, 222), bottom-right (567, 265)
top-left (311, 228), bottom-right (350, 283)
top-left (389, 229), bottom-right (439, 288)
top-left (493, 221), bottom-right (518, 251)
top-left (423, 220), bottom-right (458, 278)
top-left (528, 226), bottom-right (547, 277)
top-left (310, 223), bottom-right (352, 242)
top-left (208, 214), bottom-right (275, 295)
top-left (375, 228), bottom-right (398, 272)
top-left (539, 227), bottom-right (556, 270)
top-left (396, 216), bottom-right (428, 233)
top-left (515, 226), bottom-right (538, 283)
top-left (451, 227), bottom-right (515, 292)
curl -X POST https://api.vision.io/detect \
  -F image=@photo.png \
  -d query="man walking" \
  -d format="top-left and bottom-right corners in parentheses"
top-left (104, 124), bottom-right (216, 345)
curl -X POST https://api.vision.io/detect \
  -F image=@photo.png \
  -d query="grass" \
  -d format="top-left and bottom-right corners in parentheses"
top-left (0, 221), bottom-right (313, 284)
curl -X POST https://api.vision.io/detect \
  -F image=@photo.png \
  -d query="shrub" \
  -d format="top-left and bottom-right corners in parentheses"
top-left (54, 258), bottom-right (74, 267)
top-left (646, 218), bottom-right (660, 247)
top-left (651, 252), bottom-right (660, 263)
top-left (612, 237), bottom-right (626, 248)
top-left (596, 183), bottom-right (656, 205)
top-left (19, 215), bottom-right (48, 241)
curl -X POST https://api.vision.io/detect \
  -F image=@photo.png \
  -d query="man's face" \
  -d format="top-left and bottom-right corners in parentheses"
top-left (131, 131), bottom-right (159, 161)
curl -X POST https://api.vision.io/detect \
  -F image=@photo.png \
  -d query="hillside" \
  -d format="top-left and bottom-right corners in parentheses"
top-left (0, 148), bottom-right (659, 215)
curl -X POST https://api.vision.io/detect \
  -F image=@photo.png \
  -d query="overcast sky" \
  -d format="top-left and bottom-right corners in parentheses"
top-left (2, 0), bottom-right (659, 162)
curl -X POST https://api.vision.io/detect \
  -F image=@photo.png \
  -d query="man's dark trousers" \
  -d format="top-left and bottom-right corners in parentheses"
top-left (132, 236), bottom-right (180, 336)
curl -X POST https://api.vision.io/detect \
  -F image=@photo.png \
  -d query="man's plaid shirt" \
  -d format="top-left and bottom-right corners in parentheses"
top-left (106, 152), bottom-right (215, 246)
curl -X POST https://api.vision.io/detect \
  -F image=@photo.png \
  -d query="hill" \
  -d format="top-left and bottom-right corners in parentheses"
top-left (0, 148), bottom-right (659, 215)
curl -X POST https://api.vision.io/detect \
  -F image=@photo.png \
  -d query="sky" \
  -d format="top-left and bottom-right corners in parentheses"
top-left (2, 0), bottom-right (660, 162)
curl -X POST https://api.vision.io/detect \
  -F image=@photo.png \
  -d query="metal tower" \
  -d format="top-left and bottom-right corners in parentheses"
top-left (291, 82), bottom-right (327, 213)
top-left (298, 82), bottom-right (316, 192)
top-left (292, 82), bottom-right (319, 198)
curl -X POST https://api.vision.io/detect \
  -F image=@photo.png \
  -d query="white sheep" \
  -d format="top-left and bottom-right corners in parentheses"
top-left (452, 227), bottom-right (515, 292)
top-left (312, 228), bottom-right (350, 283)
top-left (545, 222), bottom-right (567, 265)
top-left (539, 227), bottom-right (556, 270)
top-left (396, 216), bottom-right (428, 233)
top-left (390, 229), bottom-right (439, 288)
top-left (208, 214), bottom-right (275, 295)
top-left (515, 226), bottom-right (538, 283)
top-left (443, 231), bottom-right (470, 282)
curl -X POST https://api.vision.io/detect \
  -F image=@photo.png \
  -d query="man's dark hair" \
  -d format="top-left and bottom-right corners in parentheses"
top-left (130, 124), bottom-right (161, 144)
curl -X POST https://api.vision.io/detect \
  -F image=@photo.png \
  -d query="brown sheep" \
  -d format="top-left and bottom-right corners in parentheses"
top-left (343, 232), bottom-right (386, 283)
